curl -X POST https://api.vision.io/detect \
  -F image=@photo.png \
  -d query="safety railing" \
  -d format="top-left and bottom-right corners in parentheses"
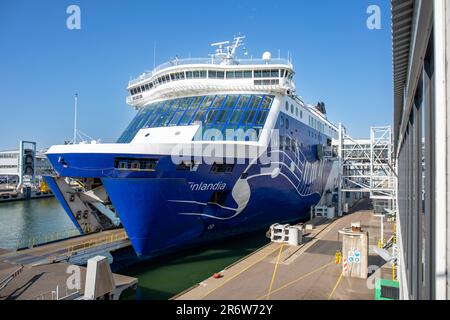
top-left (35, 284), bottom-right (81, 300)
top-left (66, 230), bottom-right (128, 257)
top-left (0, 264), bottom-right (24, 291)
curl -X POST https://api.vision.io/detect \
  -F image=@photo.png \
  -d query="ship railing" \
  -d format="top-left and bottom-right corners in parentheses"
top-left (35, 284), bottom-right (81, 300)
top-left (128, 57), bottom-right (292, 86)
top-left (66, 229), bottom-right (128, 257)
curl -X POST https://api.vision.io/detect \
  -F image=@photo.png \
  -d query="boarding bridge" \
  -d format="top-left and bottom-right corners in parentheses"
top-left (334, 125), bottom-right (396, 215)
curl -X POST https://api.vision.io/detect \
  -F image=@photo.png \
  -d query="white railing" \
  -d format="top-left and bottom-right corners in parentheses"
top-left (128, 57), bottom-right (292, 86)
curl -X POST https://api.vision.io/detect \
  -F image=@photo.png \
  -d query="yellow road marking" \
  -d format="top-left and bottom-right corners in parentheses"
top-left (266, 244), bottom-right (284, 300)
top-left (328, 271), bottom-right (344, 300)
top-left (203, 244), bottom-right (283, 298)
top-left (257, 260), bottom-right (335, 300)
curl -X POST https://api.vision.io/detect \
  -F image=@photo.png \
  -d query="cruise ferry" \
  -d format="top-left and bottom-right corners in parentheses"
top-left (44, 36), bottom-right (340, 257)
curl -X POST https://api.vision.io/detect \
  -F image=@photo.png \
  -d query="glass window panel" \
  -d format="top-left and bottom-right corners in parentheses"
top-left (255, 110), bottom-right (268, 125)
top-left (208, 70), bottom-right (216, 78)
top-left (271, 69), bottom-right (279, 77)
top-left (254, 70), bottom-right (262, 78)
top-left (200, 70), bottom-right (207, 78)
top-left (261, 96), bottom-right (274, 109)
top-left (168, 98), bottom-right (193, 125)
top-left (262, 70), bottom-right (271, 77)
top-left (243, 109), bottom-right (256, 124)
top-left (226, 71), bottom-right (234, 79)
top-left (216, 71), bottom-right (224, 78)
top-left (216, 109), bottom-right (232, 124)
top-left (248, 95), bottom-right (262, 109)
top-left (235, 71), bottom-right (243, 78)
top-left (223, 95), bottom-right (238, 108)
top-left (193, 71), bottom-right (200, 78)
top-left (204, 109), bottom-right (218, 124)
top-left (151, 99), bottom-right (179, 127)
top-left (199, 95), bottom-right (215, 109)
top-left (243, 70), bottom-right (252, 78)
top-left (229, 109), bottom-right (244, 124)
top-left (236, 95), bottom-right (250, 108)
top-left (186, 71), bottom-right (193, 79)
top-left (211, 95), bottom-right (226, 108)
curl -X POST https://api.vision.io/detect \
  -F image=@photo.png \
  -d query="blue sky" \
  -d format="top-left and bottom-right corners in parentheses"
top-left (0, 0), bottom-right (392, 151)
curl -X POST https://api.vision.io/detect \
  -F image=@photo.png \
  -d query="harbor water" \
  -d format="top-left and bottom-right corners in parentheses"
top-left (0, 198), bottom-right (269, 300)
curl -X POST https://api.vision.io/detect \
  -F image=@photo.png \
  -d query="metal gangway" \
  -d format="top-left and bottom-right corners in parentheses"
top-left (335, 125), bottom-right (396, 215)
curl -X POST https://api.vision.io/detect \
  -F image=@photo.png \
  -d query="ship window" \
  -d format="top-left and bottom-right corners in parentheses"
top-left (262, 69), bottom-right (271, 78)
top-left (114, 157), bottom-right (158, 171)
top-left (235, 71), bottom-right (243, 78)
top-left (186, 71), bottom-right (193, 79)
top-left (243, 70), bottom-right (252, 78)
top-left (285, 118), bottom-right (289, 129)
top-left (216, 71), bottom-right (224, 78)
top-left (291, 104), bottom-right (294, 114)
top-left (285, 101), bottom-right (289, 111)
top-left (261, 96), bottom-right (273, 109)
top-left (208, 70), bottom-right (217, 78)
top-left (271, 69), bottom-right (279, 77)
top-left (300, 110), bottom-right (303, 119)
top-left (295, 107), bottom-right (298, 117)
top-left (226, 71), bottom-right (234, 79)
top-left (211, 163), bottom-right (234, 174)
top-left (254, 70), bottom-right (262, 78)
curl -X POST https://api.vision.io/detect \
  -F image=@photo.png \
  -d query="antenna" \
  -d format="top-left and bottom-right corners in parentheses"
top-left (73, 93), bottom-right (78, 144)
top-left (153, 41), bottom-right (156, 69)
top-left (210, 34), bottom-right (247, 64)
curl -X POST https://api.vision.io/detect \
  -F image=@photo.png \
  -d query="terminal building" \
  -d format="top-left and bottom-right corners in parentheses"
top-left (392, 0), bottom-right (450, 299)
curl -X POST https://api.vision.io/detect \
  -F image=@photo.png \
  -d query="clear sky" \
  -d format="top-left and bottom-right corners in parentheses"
top-left (0, 0), bottom-right (392, 151)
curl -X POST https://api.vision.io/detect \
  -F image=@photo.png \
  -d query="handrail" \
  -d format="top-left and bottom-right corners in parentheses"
top-left (66, 230), bottom-right (128, 257)
top-left (0, 264), bottom-right (24, 291)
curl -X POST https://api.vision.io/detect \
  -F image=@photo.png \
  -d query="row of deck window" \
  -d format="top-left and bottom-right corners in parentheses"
top-left (129, 69), bottom-right (294, 96)
top-left (117, 94), bottom-right (274, 143)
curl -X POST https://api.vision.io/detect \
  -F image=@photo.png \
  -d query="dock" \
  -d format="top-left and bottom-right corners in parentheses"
top-left (0, 228), bottom-right (136, 300)
top-left (173, 199), bottom-right (394, 300)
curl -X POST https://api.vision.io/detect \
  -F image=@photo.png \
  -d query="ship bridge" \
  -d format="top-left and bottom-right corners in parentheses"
top-left (126, 36), bottom-right (296, 107)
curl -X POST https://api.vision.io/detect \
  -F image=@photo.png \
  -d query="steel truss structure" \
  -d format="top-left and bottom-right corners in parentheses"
top-left (336, 124), bottom-right (395, 214)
